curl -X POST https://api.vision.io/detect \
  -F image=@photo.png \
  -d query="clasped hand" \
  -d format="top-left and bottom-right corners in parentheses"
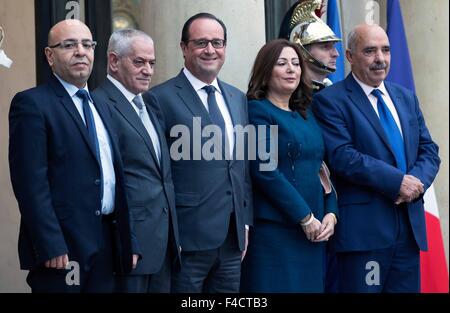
top-left (395, 174), bottom-right (424, 205)
top-left (301, 213), bottom-right (336, 242)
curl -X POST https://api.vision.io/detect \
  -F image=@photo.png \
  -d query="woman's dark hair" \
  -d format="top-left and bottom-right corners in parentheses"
top-left (181, 12), bottom-right (227, 43)
top-left (247, 39), bottom-right (312, 118)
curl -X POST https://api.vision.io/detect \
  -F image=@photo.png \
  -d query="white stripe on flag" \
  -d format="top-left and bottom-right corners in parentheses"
top-left (423, 184), bottom-right (439, 218)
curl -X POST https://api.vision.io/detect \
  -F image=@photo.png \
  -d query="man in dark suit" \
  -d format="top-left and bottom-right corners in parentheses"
top-left (145, 13), bottom-right (253, 293)
top-left (313, 24), bottom-right (440, 292)
top-left (93, 29), bottom-right (181, 293)
top-left (8, 19), bottom-right (139, 292)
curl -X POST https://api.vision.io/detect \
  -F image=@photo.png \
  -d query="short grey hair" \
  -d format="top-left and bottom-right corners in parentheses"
top-left (347, 28), bottom-right (359, 53)
top-left (107, 29), bottom-right (153, 57)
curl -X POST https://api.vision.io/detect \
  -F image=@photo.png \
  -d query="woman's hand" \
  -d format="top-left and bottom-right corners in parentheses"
top-left (313, 213), bottom-right (336, 242)
top-left (300, 213), bottom-right (322, 241)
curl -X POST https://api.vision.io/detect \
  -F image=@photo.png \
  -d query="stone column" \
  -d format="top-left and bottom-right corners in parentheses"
top-left (139, 0), bottom-right (266, 91)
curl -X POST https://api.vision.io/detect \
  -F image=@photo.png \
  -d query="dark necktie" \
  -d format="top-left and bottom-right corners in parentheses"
top-left (202, 85), bottom-right (226, 156)
top-left (76, 89), bottom-right (101, 162)
top-left (76, 89), bottom-right (103, 200)
top-left (371, 89), bottom-right (407, 172)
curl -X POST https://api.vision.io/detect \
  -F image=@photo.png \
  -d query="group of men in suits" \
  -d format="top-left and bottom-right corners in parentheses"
top-left (9, 9), bottom-right (440, 293)
top-left (9, 13), bottom-right (252, 293)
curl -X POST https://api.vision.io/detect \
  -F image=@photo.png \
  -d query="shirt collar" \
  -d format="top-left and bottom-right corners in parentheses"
top-left (107, 74), bottom-right (138, 103)
top-left (183, 67), bottom-right (222, 94)
top-left (54, 73), bottom-right (93, 102)
top-left (352, 72), bottom-right (388, 97)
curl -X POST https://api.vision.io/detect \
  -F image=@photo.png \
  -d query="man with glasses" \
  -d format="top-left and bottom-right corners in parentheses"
top-left (93, 29), bottom-right (181, 293)
top-left (145, 12), bottom-right (253, 293)
top-left (9, 19), bottom-right (139, 292)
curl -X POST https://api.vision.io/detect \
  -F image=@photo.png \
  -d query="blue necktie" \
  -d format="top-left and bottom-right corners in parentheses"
top-left (76, 89), bottom-right (104, 201)
top-left (76, 89), bottom-right (101, 162)
top-left (371, 89), bottom-right (407, 172)
top-left (203, 85), bottom-right (226, 155)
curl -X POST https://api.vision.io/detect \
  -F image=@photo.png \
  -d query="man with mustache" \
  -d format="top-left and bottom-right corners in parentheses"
top-left (145, 13), bottom-right (253, 292)
top-left (9, 19), bottom-right (139, 292)
top-left (93, 29), bottom-right (181, 292)
top-left (312, 24), bottom-right (440, 292)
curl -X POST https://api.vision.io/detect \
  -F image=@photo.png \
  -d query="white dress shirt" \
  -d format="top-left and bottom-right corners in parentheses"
top-left (352, 73), bottom-right (404, 137)
top-left (183, 68), bottom-right (235, 155)
top-left (55, 74), bottom-right (116, 214)
top-left (107, 74), bottom-right (161, 163)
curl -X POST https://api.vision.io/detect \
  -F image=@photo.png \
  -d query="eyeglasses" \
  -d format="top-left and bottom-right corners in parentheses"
top-left (186, 39), bottom-right (226, 49)
top-left (49, 40), bottom-right (97, 50)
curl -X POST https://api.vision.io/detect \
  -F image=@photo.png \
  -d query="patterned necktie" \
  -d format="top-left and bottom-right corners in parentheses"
top-left (76, 89), bottom-right (101, 162)
top-left (202, 85), bottom-right (227, 156)
top-left (371, 88), bottom-right (407, 172)
top-left (132, 95), bottom-right (161, 164)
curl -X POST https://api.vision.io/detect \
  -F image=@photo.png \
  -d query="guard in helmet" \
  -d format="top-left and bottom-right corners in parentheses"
top-left (279, 0), bottom-right (341, 92)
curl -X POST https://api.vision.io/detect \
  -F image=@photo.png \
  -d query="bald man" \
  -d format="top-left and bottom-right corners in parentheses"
top-left (9, 19), bottom-right (140, 292)
top-left (313, 24), bottom-right (440, 292)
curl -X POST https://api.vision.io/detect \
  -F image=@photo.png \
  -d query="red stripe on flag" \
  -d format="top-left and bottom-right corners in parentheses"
top-left (420, 211), bottom-right (449, 293)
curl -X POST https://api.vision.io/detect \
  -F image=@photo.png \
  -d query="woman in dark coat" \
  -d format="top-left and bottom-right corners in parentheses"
top-left (240, 39), bottom-right (338, 292)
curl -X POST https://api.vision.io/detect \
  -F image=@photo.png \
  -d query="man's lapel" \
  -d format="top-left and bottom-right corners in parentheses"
top-left (174, 71), bottom-right (212, 128)
top-left (49, 74), bottom-right (99, 164)
top-left (345, 74), bottom-right (397, 158)
top-left (102, 80), bottom-right (161, 172)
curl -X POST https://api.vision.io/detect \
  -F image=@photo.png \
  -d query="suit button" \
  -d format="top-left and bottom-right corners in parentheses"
top-left (163, 207), bottom-right (168, 213)
top-left (95, 210), bottom-right (101, 216)
top-left (226, 191), bottom-right (232, 195)
top-left (94, 179), bottom-right (101, 186)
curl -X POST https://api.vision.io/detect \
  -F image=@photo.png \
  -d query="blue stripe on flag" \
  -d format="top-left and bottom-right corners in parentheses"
top-left (326, 0), bottom-right (345, 83)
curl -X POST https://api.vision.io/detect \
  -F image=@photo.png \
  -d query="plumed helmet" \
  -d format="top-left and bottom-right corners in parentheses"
top-left (289, 0), bottom-right (341, 73)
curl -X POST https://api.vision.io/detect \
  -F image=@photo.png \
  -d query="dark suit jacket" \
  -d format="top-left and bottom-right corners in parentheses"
top-left (313, 73), bottom-right (440, 252)
top-left (144, 71), bottom-right (253, 252)
top-left (93, 79), bottom-right (181, 275)
top-left (9, 74), bottom-right (136, 274)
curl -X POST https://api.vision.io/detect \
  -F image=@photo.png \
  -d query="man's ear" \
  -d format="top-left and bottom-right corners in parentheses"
top-left (180, 41), bottom-right (187, 58)
top-left (345, 49), bottom-right (353, 64)
top-left (108, 52), bottom-right (120, 73)
top-left (45, 47), bottom-right (54, 67)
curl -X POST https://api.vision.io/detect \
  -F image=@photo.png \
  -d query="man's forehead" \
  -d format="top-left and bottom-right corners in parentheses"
top-left (51, 25), bottom-right (92, 40)
top-left (360, 41), bottom-right (390, 49)
top-left (127, 41), bottom-right (155, 57)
